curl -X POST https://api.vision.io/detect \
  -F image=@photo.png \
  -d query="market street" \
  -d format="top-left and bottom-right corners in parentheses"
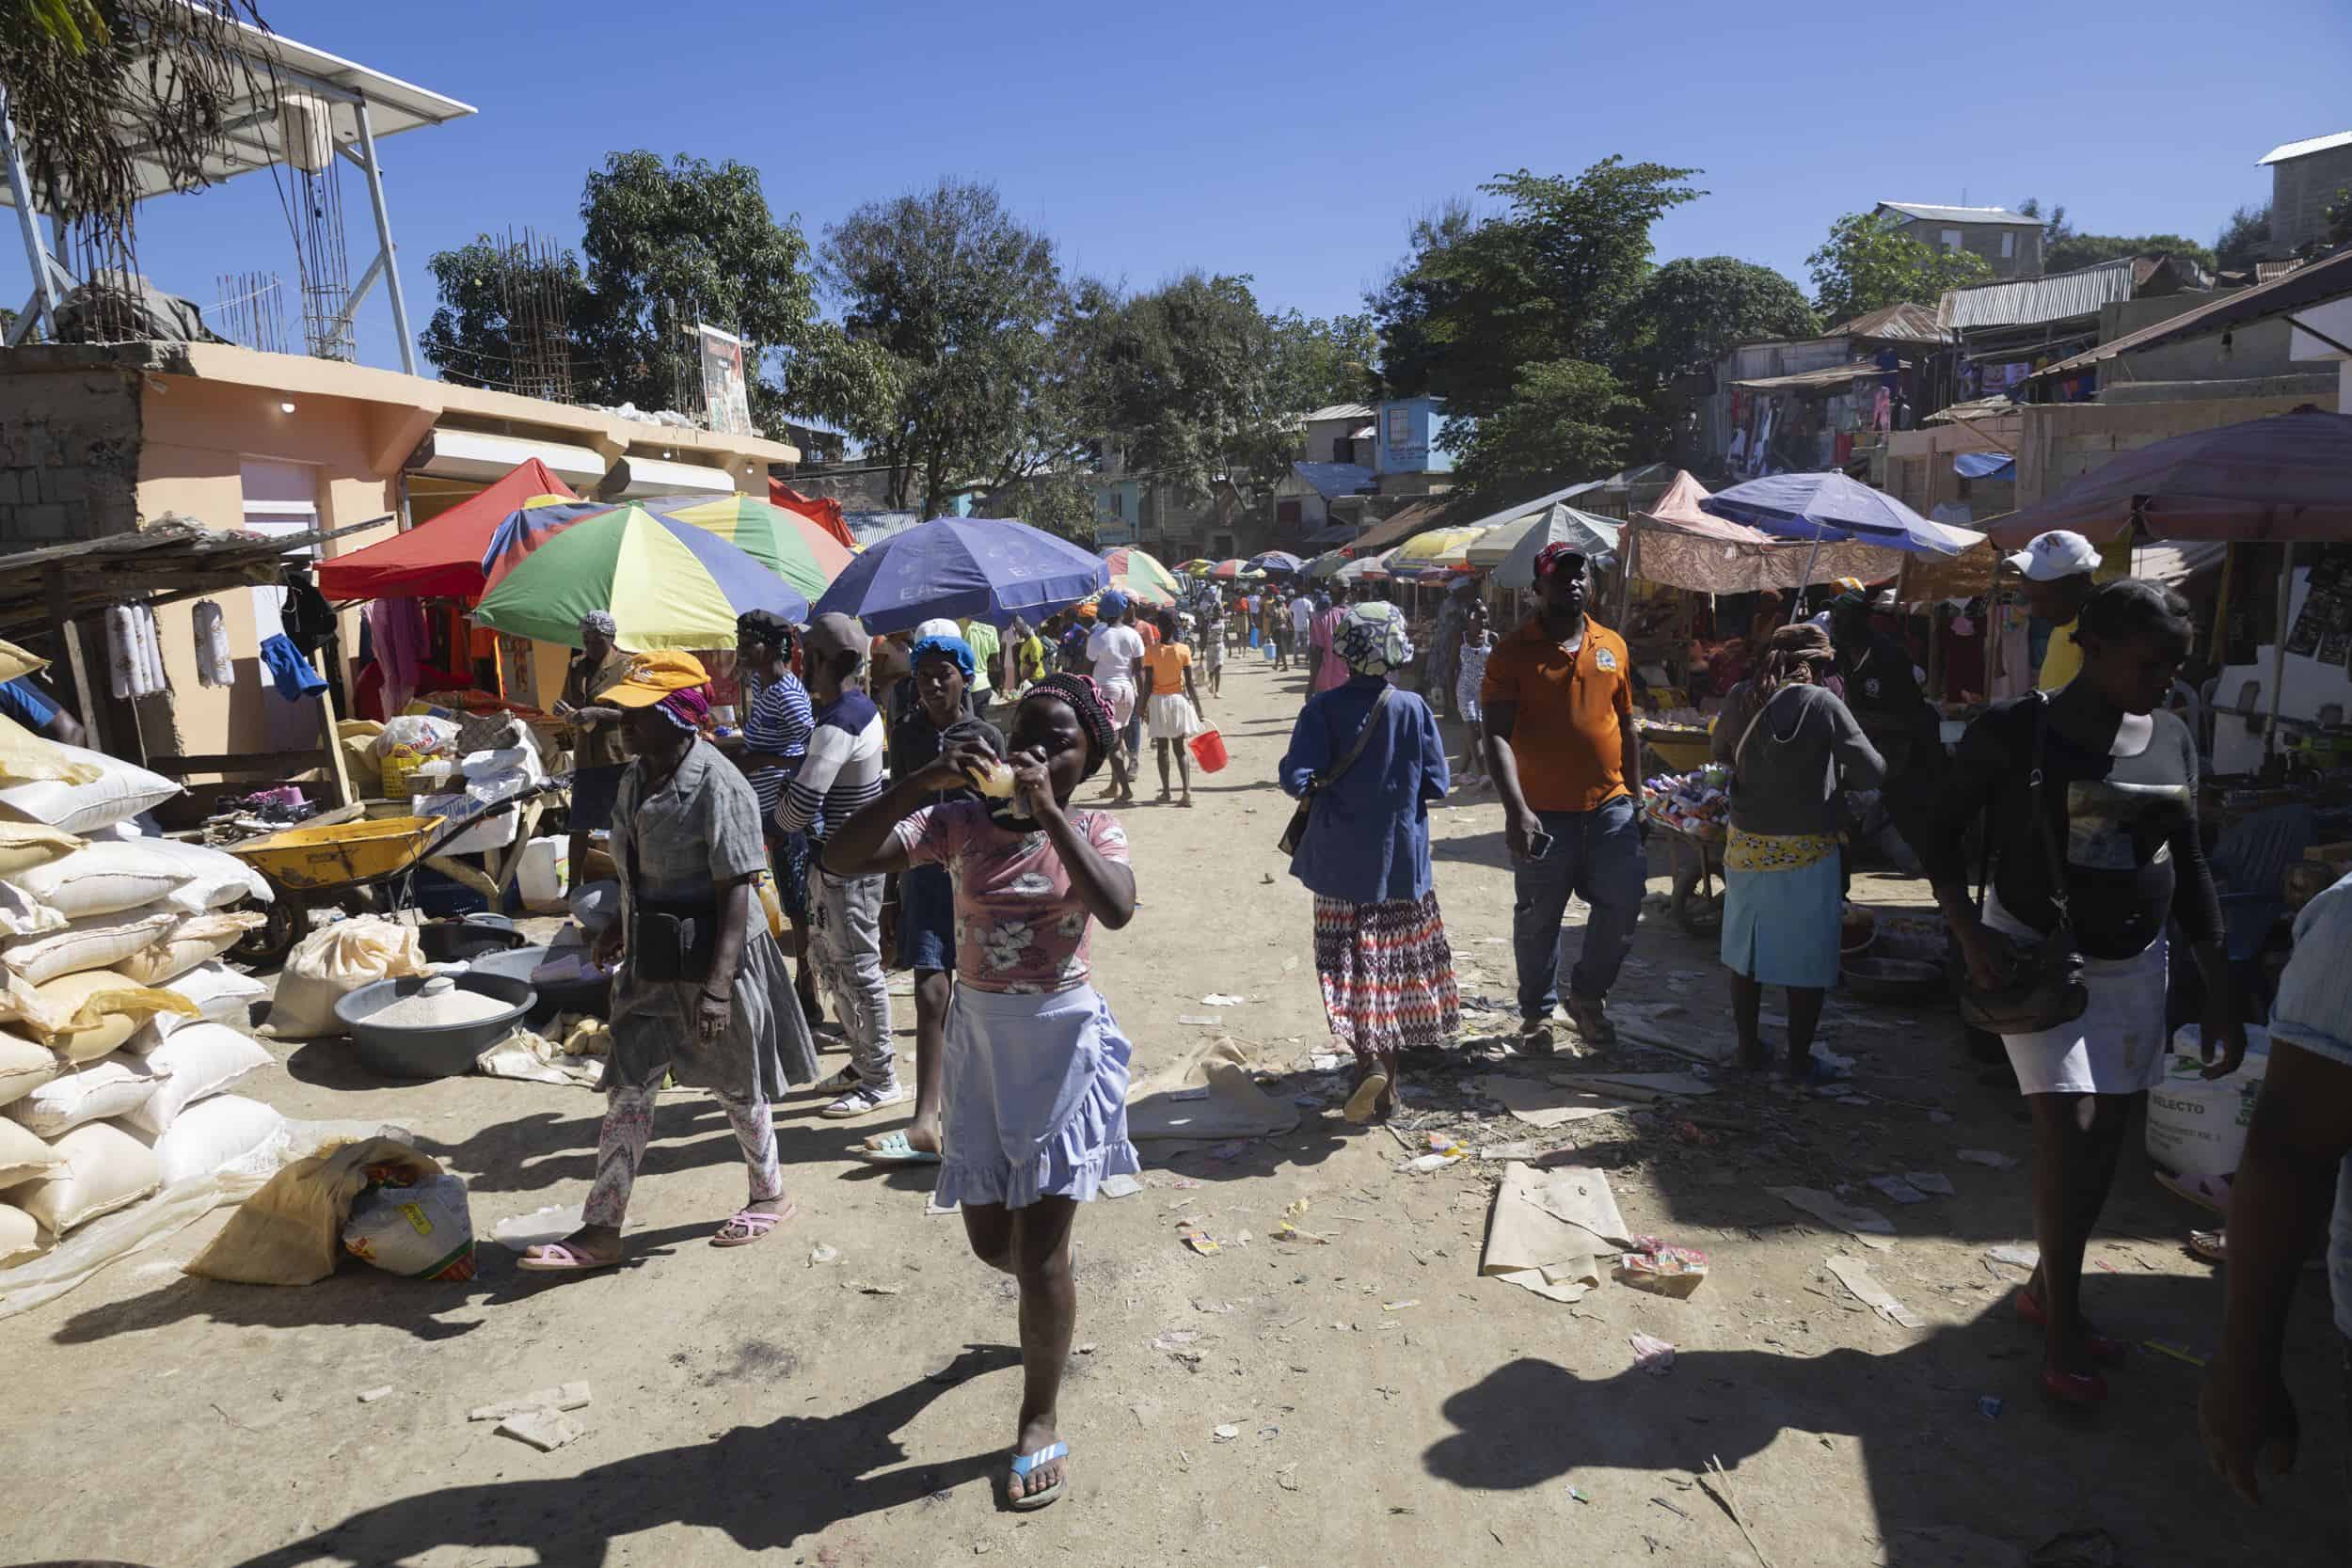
top-left (0, 651), bottom-right (2338, 1568)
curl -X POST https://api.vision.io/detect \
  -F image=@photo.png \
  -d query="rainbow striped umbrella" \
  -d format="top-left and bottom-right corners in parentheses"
top-left (1098, 546), bottom-right (1183, 607)
top-left (638, 494), bottom-right (856, 599)
top-left (472, 502), bottom-right (808, 650)
top-left (1173, 558), bottom-right (1216, 576)
top-left (1209, 558), bottom-right (1248, 580)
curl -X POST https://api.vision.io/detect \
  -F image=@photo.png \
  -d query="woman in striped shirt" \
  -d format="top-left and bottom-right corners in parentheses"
top-left (734, 611), bottom-right (820, 1026)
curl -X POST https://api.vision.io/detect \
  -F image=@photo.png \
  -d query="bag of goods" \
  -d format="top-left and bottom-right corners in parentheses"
top-left (337, 720), bottom-right (386, 798)
top-left (4, 1053), bottom-right (165, 1136)
top-left (0, 637), bottom-right (43, 683)
top-left (2147, 1023), bottom-right (2273, 1211)
top-left (0, 1201), bottom-right (41, 1266)
top-left (140, 1093), bottom-right (288, 1184)
top-left (2, 840), bottom-right (196, 920)
top-left (0, 742), bottom-right (181, 834)
top-left (0, 712), bottom-right (103, 788)
top-left (0, 879), bottom-right (63, 941)
top-left (25, 970), bottom-right (199, 1061)
top-left (341, 1167), bottom-right (477, 1281)
top-left (0, 821), bottom-right (83, 879)
top-left (0, 1028), bottom-right (58, 1112)
top-left (2, 903), bottom-right (178, 986)
top-left (263, 915), bottom-right (429, 1038)
top-left (378, 744), bottom-right (431, 800)
top-left (112, 910), bottom-right (266, 987)
top-left (122, 1022), bottom-right (270, 1135)
top-left (372, 714), bottom-right (460, 758)
top-left (411, 793), bottom-right (520, 854)
top-left (125, 960), bottom-right (268, 1052)
top-left (0, 1117), bottom-right (62, 1184)
top-left (135, 838), bottom-right (272, 913)
top-left (8, 1119), bottom-right (160, 1234)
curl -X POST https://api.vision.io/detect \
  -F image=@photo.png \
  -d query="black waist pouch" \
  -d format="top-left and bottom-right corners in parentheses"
top-left (632, 898), bottom-right (718, 983)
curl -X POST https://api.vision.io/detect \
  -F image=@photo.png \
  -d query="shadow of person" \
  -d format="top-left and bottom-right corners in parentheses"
top-left (227, 1344), bottom-right (1023, 1568)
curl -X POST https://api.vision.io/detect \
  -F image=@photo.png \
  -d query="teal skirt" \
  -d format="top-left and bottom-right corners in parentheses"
top-left (1721, 855), bottom-right (1842, 989)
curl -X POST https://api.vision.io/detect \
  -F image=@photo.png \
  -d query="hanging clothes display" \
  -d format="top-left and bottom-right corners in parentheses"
top-left (192, 600), bottom-right (234, 689)
top-left (104, 604), bottom-right (167, 699)
top-left (259, 634), bottom-right (328, 702)
top-left (368, 597), bottom-right (428, 714)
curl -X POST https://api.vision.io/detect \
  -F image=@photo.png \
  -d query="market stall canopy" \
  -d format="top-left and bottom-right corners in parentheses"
top-left (769, 483), bottom-right (858, 549)
top-left (1984, 407), bottom-right (2352, 546)
top-left (1099, 546), bottom-right (1184, 608)
top-left (1469, 503), bottom-right (1624, 589)
top-left (1628, 470), bottom-right (1910, 594)
top-left (811, 517), bottom-right (1108, 634)
top-left (1390, 527), bottom-right (1491, 575)
top-left (1333, 549), bottom-right (1396, 583)
top-left (1701, 471), bottom-right (1981, 557)
top-left (314, 458), bottom-right (577, 601)
top-left (1248, 551), bottom-right (1305, 576)
top-left (639, 494), bottom-right (855, 599)
top-left (471, 503), bottom-right (809, 650)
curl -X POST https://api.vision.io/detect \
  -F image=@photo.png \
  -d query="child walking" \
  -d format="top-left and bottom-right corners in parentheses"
top-left (1454, 599), bottom-right (1495, 785)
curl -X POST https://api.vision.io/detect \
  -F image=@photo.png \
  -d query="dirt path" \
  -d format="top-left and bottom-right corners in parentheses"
top-left (3, 652), bottom-right (2342, 1567)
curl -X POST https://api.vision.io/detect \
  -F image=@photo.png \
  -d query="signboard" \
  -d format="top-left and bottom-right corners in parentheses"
top-left (697, 324), bottom-right (754, 437)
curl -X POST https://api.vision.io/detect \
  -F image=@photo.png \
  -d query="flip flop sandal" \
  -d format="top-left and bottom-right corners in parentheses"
top-left (711, 1203), bottom-right (796, 1247)
top-left (812, 1064), bottom-right (862, 1095)
top-left (516, 1241), bottom-right (623, 1273)
top-left (1008, 1441), bottom-right (1069, 1511)
top-left (1342, 1071), bottom-right (1390, 1125)
top-left (822, 1083), bottom-right (909, 1119)
top-left (859, 1130), bottom-right (943, 1164)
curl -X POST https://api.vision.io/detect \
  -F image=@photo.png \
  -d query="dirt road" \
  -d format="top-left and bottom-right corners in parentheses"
top-left (3, 650), bottom-right (2341, 1567)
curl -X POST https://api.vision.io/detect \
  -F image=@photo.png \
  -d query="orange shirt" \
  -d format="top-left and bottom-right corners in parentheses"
top-left (1480, 614), bottom-right (1634, 813)
top-left (1143, 642), bottom-right (1191, 697)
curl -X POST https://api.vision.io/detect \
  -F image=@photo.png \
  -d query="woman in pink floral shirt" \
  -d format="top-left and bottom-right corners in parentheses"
top-left (825, 672), bottom-right (1137, 1513)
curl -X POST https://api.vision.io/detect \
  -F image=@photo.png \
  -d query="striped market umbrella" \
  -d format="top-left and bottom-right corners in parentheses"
top-left (1098, 546), bottom-right (1183, 607)
top-left (1248, 550), bottom-right (1304, 575)
top-left (640, 494), bottom-right (856, 598)
top-left (1173, 557), bottom-right (1216, 576)
top-left (472, 502), bottom-right (809, 650)
top-left (1209, 558), bottom-right (1248, 580)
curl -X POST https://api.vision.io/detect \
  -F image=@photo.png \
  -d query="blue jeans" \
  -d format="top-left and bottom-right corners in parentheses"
top-left (1512, 796), bottom-right (1645, 1022)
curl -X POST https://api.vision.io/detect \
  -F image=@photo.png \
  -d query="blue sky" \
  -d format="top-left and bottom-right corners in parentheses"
top-left (8, 0), bottom-right (2350, 377)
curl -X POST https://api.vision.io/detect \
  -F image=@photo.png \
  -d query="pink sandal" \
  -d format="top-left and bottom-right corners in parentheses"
top-left (711, 1202), bottom-right (796, 1247)
top-left (516, 1241), bottom-right (622, 1273)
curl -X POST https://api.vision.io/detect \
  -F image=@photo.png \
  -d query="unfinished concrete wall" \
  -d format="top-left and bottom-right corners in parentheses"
top-left (0, 346), bottom-right (151, 546)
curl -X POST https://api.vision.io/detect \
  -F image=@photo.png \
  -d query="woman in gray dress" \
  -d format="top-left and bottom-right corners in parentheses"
top-left (521, 651), bottom-right (818, 1271)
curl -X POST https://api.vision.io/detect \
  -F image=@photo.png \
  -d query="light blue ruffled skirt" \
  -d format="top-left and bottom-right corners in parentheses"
top-left (935, 983), bottom-right (1140, 1211)
top-left (1720, 856), bottom-right (1843, 990)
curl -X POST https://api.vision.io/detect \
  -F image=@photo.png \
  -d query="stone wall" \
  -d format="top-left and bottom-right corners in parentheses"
top-left (0, 344), bottom-right (170, 546)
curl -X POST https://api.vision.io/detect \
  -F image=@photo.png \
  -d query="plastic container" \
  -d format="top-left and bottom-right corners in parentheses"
top-left (416, 918), bottom-right (528, 965)
top-left (2146, 1022), bottom-right (2271, 1211)
top-left (1188, 728), bottom-right (1230, 774)
top-left (516, 835), bottom-right (570, 911)
top-left (335, 971), bottom-right (536, 1079)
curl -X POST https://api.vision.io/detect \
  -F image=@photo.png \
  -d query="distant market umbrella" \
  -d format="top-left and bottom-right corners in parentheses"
top-left (1098, 546), bottom-right (1184, 607)
top-left (1332, 549), bottom-right (1396, 584)
top-left (1474, 503), bottom-right (1624, 590)
top-left (639, 493), bottom-right (856, 598)
top-left (1173, 558), bottom-right (1216, 576)
top-left (1209, 559), bottom-right (1248, 580)
top-left (1248, 550), bottom-right (1304, 576)
top-left (810, 516), bottom-right (1107, 634)
top-left (1390, 527), bottom-right (1491, 575)
top-left (1699, 471), bottom-right (1977, 557)
top-left (471, 503), bottom-right (809, 651)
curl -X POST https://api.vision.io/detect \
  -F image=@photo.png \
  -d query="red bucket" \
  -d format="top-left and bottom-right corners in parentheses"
top-left (1188, 727), bottom-right (1230, 773)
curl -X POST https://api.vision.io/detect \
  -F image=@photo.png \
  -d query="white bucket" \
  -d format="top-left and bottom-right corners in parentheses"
top-left (516, 835), bottom-right (570, 913)
top-left (2145, 1022), bottom-right (2271, 1212)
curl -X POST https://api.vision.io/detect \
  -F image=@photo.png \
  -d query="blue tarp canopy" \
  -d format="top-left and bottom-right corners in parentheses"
top-left (1954, 451), bottom-right (2016, 481)
top-left (1699, 471), bottom-right (1982, 557)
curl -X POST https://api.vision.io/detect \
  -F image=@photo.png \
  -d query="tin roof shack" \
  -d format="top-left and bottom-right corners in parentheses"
top-left (2259, 131), bottom-right (2352, 258)
top-left (1875, 202), bottom-right (2046, 280)
top-left (1699, 304), bottom-right (1952, 480)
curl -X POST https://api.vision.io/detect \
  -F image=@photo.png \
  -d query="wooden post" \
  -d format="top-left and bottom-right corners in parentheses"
top-left (41, 566), bottom-right (100, 752)
top-left (312, 646), bottom-right (355, 808)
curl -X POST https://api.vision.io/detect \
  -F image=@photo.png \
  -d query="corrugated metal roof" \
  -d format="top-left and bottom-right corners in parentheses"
top-left (2258, 130), bottom-right (2352, 166)
top-left (1300, 403), bottom-right (1376, 423)
top-left (1348, 499), bottom-right (1452, 554)
top-left (1877, 201), bottom-right (2041, 228)
top-left (1827, 302), bottom-right (1952, 344)
top-left (2024, 244), bottom-right (2352, 382)
top-left (1732, 362), bottom-right (1897, 391)
top-left (1937, 258), bottom-right (2140, 331)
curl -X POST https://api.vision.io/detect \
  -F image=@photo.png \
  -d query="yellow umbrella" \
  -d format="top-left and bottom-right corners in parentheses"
top-left (1390, 526), bottom-right (1491, 573)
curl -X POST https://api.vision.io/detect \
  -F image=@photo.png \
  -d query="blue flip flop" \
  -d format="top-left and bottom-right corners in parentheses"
top-left (1008, 1441), bottom-right (1068, 1511)
top-left (859, 1131), bottom-right (942, 1165)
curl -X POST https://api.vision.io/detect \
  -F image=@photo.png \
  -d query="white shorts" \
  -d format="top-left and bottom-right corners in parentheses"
top-left (1989, 892), bottom-right (2169, 1096)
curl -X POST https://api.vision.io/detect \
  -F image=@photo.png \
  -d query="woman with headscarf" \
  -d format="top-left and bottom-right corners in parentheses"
top-left (825, 673), bottom-right (1139, 1511)
top-left (1309, 589), bottom-right (1350, 695)
top-left (1279, 601), bottom-right (1458, 1122)
top-left (1711, 624), bottom-right (1885, 1079)
top-left (557, 610), bottom-right (632, 891)
top-left (521, 653), bottom-right (820, 1272)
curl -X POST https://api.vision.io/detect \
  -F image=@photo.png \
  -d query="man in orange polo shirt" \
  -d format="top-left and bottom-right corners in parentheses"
top-left (1481, 543), bottom-right (1645, 1052)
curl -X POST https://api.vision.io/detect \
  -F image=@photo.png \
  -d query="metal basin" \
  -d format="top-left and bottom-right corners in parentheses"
top-left (335, 971), bottom-right (536, 1080)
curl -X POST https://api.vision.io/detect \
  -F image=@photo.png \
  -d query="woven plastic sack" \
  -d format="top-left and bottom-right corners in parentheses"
top-left (341, 1169), bottom-right (476, 1281)
top-left (0, 743), bottom-right (181, 834)
top-left (0, 822), bottom-right (83, 879)
top-left (3, 904), bottom-right (177, 986)
top-left (263, 917), bottom-right (429, 1038)
top-left (3, 841), bottom-right (194, 920)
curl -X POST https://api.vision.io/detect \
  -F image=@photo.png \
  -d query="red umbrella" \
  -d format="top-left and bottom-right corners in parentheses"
top-left (316, 458), bottom-right (577, 600)
top-left (1986, 406), bottom-right (2352, 546)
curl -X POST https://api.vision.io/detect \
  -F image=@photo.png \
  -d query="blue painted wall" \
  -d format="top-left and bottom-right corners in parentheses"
top-left (1375, 397), bottom-right (1458, 475)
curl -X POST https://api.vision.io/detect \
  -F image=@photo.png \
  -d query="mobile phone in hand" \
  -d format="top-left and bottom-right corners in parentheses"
top-left (1524, 830), bottom-right (1556, 861)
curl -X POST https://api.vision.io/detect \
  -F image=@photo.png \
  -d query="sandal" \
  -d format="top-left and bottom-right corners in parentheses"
top-left (859, 1130), bottom-right (943, 1164)
top-left (1008, 1441), bottom-right (1069, 1511)
top-left (516, 1240), bottom-right (622, 1274)
top-left (812, 1064), bottom-right (862, 1095)
top-left (823, 1081), bottom-right (909, 1119)
top-left (2014, 1287), bottom-right (2128, 1363)
top-left (1342, 1071), bottom-right (1389, 1125)
top-left (711, 1203), bottom-right (796, 1247)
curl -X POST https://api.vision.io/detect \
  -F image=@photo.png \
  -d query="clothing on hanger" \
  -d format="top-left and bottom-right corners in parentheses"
top-left (260, 633), bottom-right (328, 702)
top-left (193, 600), bottom-right (233, 688)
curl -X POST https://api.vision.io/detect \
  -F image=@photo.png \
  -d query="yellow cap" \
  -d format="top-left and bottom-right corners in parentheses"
top-left (601, 649), bottom-right (709, 707)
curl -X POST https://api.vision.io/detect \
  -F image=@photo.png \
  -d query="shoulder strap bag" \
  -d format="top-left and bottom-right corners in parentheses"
top-left (623, 757), bottom-right (722, 986)
top-left (1956, 694), bottom-right (2090, 1035)
top-left (1279, 687), bottom-right (1393, 856)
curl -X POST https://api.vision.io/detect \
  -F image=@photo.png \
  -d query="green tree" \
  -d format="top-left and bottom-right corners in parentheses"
top-left (1620, 256), bottom-right (1818, 378)
top-left (1441, 358), bottom-right (1631, 510)
top-left (1266, 308), bottom-right (1381, 411)
top-left (2045, 231), bottom-right (2217, 273)
top-left (2215, 204), bottom-right (2272, 272)
top-left (1806, 211), bottom-right (1993, 322)
top-left (419, 233), bottom-right (589, 390)
top-left (575, 150), bottom-right (821, 425)
top-left (1077, 273), bottom-right (1295, 499)
top-left (813, 179), bottom-right (1066, 521)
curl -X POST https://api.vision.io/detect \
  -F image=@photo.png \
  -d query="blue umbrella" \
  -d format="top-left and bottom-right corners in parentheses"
top-left (1699, 471), bottom-right (1978, 557)
top-left (811, 516), bottom-right (1108, 633)
top-left (1248, 550), bottom-right (1304, 575)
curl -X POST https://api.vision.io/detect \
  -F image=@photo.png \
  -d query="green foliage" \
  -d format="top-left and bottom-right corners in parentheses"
top-left (811, 179), bottom-right (1065, 520)
top-left (1806, 212), bottom-right (1992, 323)
top-left (993, 471), bottom-right (1100, 546)
top-left (1620, 256), bottom-right (1818, 380)
top-left (1440, 358), bottom-right (1630, 513)
top-left (2046, 232), bottom-right (2216, 273)
top-left (13, 0), bottom-right (109, 51)
top-left (2215, 204), bottom-right (2271, 272)
top-left (1266, 309), bottom-right (1381, 411)
top-left (1075, 272), bottom-right (1296, 500)
top-left (576, 151), bottom-right (820, 421)
top-left (2321, 189), bottom-right (2352, 251)
top-left (418, 234), bottom-right (589, 390)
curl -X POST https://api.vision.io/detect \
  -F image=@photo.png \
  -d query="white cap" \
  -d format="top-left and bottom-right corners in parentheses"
top-left (2003, 530), bottom-right (2099, 582)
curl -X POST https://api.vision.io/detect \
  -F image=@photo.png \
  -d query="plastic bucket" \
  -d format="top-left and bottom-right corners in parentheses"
top-left (2145, 1022), bottom-right (2271, 1211)
top-left (1188, 728), bottom-right (1230, 773)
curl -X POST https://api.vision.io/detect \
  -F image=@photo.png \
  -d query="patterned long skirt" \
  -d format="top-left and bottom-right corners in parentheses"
top-left (1311, 891), bottom-right (1461, 1060)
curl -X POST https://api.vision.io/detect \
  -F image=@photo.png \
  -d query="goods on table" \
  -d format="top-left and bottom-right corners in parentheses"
top-left (2147, 1023), bottom-right (2272, 1211)
top-left (4, 1053), bottom-right (166, 1137)
top-left (0, 742), bottom-right (181, 834)
top-left (263, 916), bottom-right (430, 1038)
top-left (368, 981), bottom-right (515, 1030)
top-left (9, 1120), bottom-right (160, 1233)
top-left (124, 1023), bottom-right (270, 1135)
top-left (2, 841), bottom-right (196, 920)
top-left (0, 1117), bottom-right (61, 1183)
top-left (2, 904), bottom-right (178, 986)
top-left (1642, 766), bottom-right (1731, 842)
top-left (141, 1093), bottom-right (287, 1184)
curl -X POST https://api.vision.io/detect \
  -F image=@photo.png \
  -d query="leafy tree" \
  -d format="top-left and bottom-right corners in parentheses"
top-left (1621, 256), bottom-right (1818, 377)
top-left (2016, 197), bottom-right (2074, 249)
top-left (812, 179), bottom-right (1066, 521)
top-left (575, 151), bottom-right (821, 425)
top-left (2215, 204), bottom-right (2272, 272)
top-left (1266, 309), bottom-right (1381, 411)
top-left (418, 233), bottom-right (589, 390)
top-left (1440, 358), bottom-right (1631, 512)
top-left (1076, 272), bottom-right (1295, 499)
top-left (2046, 231), bottom-right (2217, 274)
top-left (1806, 211), bottom-right (1993, 322)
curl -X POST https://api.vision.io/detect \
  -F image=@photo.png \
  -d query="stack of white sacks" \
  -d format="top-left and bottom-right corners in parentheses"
top-left (0, 741), bottom-right (283, 1272)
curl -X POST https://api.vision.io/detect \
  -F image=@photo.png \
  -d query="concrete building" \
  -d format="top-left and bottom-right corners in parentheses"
top-left (1298, 403), bottom-right (1376, 467)
top-left (1875, 202), bottom-right (2045, 280)
top-left (2259, 130), bottom-right (2352, 256)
